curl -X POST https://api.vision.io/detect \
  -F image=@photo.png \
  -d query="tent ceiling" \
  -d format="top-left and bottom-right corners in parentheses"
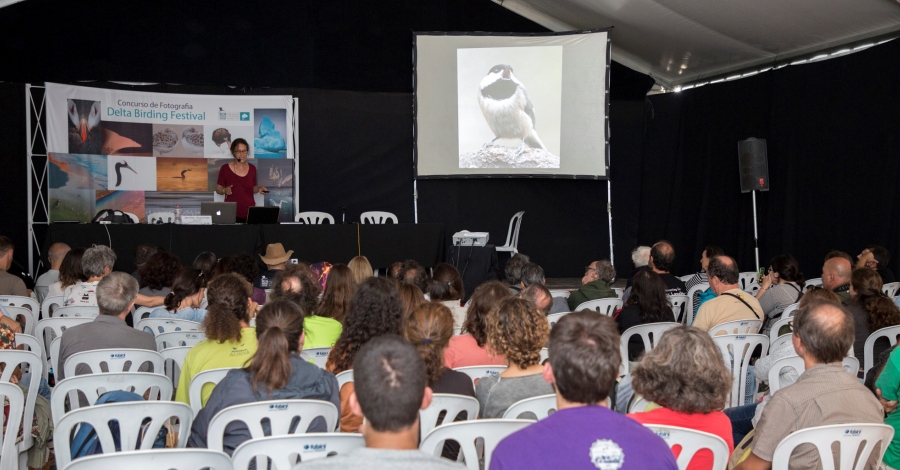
top-left (491, 0), bottom-right (900, 87)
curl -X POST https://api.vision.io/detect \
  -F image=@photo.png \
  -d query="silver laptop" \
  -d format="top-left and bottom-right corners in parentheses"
top-left (200, 202), bottom-right (237, 224)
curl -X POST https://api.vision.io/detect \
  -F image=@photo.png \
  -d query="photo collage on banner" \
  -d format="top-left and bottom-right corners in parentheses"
top-left (45, 83), bottom-right (295, 222)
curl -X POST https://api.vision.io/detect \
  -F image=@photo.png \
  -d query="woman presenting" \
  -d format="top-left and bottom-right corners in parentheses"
top-left (215, 138), bottom-right (267, 223)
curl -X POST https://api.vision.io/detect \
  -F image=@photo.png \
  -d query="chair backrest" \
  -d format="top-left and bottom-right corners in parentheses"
top-left (883, 282), bottom-right (900, 298)
top-left (419, 419), bottom-right (533, 470)
top-left (679, 274), bottom-right (695, 283)
top-left (155, 331), bottom-right (206, 351)
top-left (768, 316), bottom-right (795, 344)
top-left (52, 305), bottom-right (99, 318)
top-left (620, 322), bottom-right (680, 374)
top-left (42, 295), bottom-right (64, 318)
top-left (0, 295), bottom-right (40, 316)
top-left (628, 395), bottom-right (654, 413)
top-left (54, 401), bottom-right (193, 469)
top-left (546, 311), bottom-right (570, 328)
top-left (549, 289), bottom-right (570, 299)
top-left (299, 347), bottom-right (331, 369)
top-left (864, 325), bottom-right (900, 374)
top-left (711, 334), bottom-right (769, 407)
top-left (738, 272), bottom-right (761, 295)
top-left (335, 370), bottom-right (354, 390)
top-left (136, 318), bottom-right (202, 336)
top-left (768, 355), bottom-right (860, 394)
top-left (160, 346), bottom-right (192, 388)
top-left (5, 305), bottom-right (36, 336)
top-left (14, 333), bottom-right (43, 379)
top-left (453, 365), bottom-right (508, 387)
top-left (63, 449), bottom-right (233, 470)
top-left (770, 423), bottom-right (893, 470)
top-left (232, 434), bottom-right (365, 469)
top-left (668, 294), bottom-right (690, 324)
top-left (296, 211), bottom-right (335, 224)
top-left (500, 211), bottom-right (525, 250)
top-left (208, 400), bottom-right (340, 455)
top-left (134, 306), bottom-right (156, 322)
top-left (612, 287), bottom-right (624, 299)
top-left (502, 394), bottom-right (556, 420)
top-left (0, 349), bottom-right (42, 453)
top-left (189, 367), bottom-right (235, 416)
top-left (769, 334), bottom-right (794, 356)
top-left (420, 393), bottom-right (480, 439)
top-left (35, 317), bottom-right (93, 360)
top-left (0, 380), bottom-right (24, 469)
top-left (708, 319), bottom-right (762, 336)
top-left (51, 372), bottom-right (172, 425)
top-left (539, 347), bottom-right (549, 363)
top-left (803, 278), bottom-right (823, 293)
top-left (360, 211), bottom-right (398, 224)
top-left (573, 298), bottom-right (623, 316)
top-left (644, 424), bottom-right (730, 470)
top-left (686, 283), bottom-right (710, 325)
top-left (64, 348), bottom-right (163, 378)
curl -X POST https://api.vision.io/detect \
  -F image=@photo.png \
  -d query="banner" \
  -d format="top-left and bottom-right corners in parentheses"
top-left (45, 83), bottom-right (295, 222)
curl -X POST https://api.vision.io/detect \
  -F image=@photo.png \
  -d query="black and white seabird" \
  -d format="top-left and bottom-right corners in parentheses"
top-left (114, 161), bottom-right (137, 187)
top-left (477, 64), bottom-right (546, 154)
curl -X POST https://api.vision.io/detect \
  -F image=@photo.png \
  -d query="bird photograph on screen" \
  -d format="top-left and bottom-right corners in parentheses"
top-left (457, 46), bottom-right (562, 169)
top-left (67, 99), bottom-right (103, 155)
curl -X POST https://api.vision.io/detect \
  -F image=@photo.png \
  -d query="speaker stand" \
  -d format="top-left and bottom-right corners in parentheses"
top-left (751, 190), bottom-right (760, 272)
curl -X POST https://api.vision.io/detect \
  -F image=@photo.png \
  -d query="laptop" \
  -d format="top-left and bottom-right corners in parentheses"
top-left (200, 202), bottom-right (237, 224)
top-left (246, 206), bottom-right (281, 224)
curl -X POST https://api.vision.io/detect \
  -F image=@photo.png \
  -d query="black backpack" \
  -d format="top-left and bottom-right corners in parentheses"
top-left (92, 209), bottom-right (135, 224)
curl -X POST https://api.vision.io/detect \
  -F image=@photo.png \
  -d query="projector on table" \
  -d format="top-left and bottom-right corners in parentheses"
top-left (452, 231), bottom-right (489, 247)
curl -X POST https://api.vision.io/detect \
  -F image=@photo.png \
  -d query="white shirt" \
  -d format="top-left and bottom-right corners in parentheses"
top-left (63, 281), bottom-right (100, 307)
top-left (47, 281), bottom-right (64, 299)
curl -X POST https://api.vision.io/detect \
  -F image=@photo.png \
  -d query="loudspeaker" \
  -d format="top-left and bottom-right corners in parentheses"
top-left (738, 137), bottom-right (769, 193)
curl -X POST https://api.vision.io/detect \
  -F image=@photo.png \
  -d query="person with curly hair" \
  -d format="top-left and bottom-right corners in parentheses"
top-left (444, 281), bottom-right (510, 368)
top-left (138, 251), bottom-right (182, 297)
top-left (476, 297), bottom-right (552, 418)
top-left (629, 326), bottom-right (734, 469)
top-left (175, 273), bottom-right (258, 406)
top-left (616, 270), bottom-right (676, 362)
top-left (270, 263), bottom-right (320, 314)
top-left (149, 267), bottom-right (206, 323)
top-left (426, 263), bottom-right (467, 327)
top-left (398, 259), bottom-right (430, 294)
top-left (227, 252), bottom-right (267, 305)
top-left (845, 267), bottom-right (900, 364)
top-left (406, 303), bottom-right (474, 397)
top-left (326, 276), bottom-right (403, 432)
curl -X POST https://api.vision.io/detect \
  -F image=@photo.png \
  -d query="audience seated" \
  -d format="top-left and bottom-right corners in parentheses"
top-left (348, 255), bottom-right (374, 285)
top-left (844, 267), bottom-right (900, 364)
top-left (294, 335), bottom-right (460, 470)
top-left (567, 259), bottom-right (617, 311)
top-left (57, 272), bottom-right (156, 380)
top-left (520, 283), bottom-right (553, 315)
top-left (64, 244), bottom-right (116, 307)
top-left (822, 252), bottom-right (852, 301)
top-left (615, 270), bottom-right (676, 362)
top-left (504, 253), bottom-right (530, 294)
top-left (875, 333), bottom-right (900, 468)
top-left (48, 247), bottom-right (86, 298)
top-left (149, 267), bottom-right (207, 323)
top-left (189, 299), bottom-right (339, 455)
top-left (647, 240), bottom-right (687, 296)
top-left (756, 255), bottom-right (804, 325)
top-left (625, 245), bottom-right (651, 289)
top-left (857, 245), bottom-right (896, 284)
top-left (517, 262), bottom-right (568, 314)
top-left (444, 281), bottom-right (509, 368)
top-left (686, 246), bottom-right (724, 314)
top-left (176, 273), bottom-right (259, 406)
top-left (397, 282), bottom-right (426, 327)
top-left (307, 264), bottom-right (354, 349)
top-left (326, 277), bottom-right (403, 432)
top-left (629, 325), bottom-right (734, 469)
top-left (387, 261), bottom-right (403, 280)
top-left (426, 263), bottom-right (467, 328)
top-left (406, 303), bottom-right (475, 397)
top-left (192, 251), bottom-right (217, 279)
top-left (398, 259), bottom-right (430, 294)
top-left (138, 251), bottom-right (181, 297)
top-left (490, 311), bottom-right (677, 470)
top-left (228, 253), bottom-right (267, 305)
top-left (271, 263), bottom-right (321, 316)
top-left (35, 242), bottom-right (69, 300)
top-left (693, 256), bottom-right (763, 332)
top-left (476, 297), bottom-right (552, 418)
top-left (131, 244), bottom-right (160, 284)
top-left (256, 243), bottom-right (292, 289)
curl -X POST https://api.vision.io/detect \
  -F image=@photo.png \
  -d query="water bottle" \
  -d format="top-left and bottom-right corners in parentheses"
top-left (175, 204), bottom-right (182, 225)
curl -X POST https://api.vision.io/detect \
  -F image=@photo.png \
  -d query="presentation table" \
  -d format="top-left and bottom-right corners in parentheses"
top-left (448, 244), bottom-right (501, 303)
top-left (43, 223), bottom-right (447, 273)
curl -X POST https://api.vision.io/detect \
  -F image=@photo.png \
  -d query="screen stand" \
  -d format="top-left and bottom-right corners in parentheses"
top-left (607, 179), bottom-right (614, 267)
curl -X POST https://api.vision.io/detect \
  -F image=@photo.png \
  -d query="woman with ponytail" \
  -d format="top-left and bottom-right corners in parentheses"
top-left (175, 273), bottom-right (259, 406)
top-left (406, 302), bottom-right (474, 397)
top-left (846, 267), bottom-right (900, 365)
top-left (188, 299), bottom-right (339, 456)
top-left (148, 267), bottom-right (206, 322)
top-left (426, 263), bottom-right (467, 328)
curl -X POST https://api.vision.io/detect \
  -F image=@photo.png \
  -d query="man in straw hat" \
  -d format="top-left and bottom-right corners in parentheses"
top-left (256, 242), bottom-right (294, 289)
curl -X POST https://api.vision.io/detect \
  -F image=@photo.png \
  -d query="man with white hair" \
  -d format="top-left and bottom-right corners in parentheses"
top-left (64, 245), bottom-right (116, 307)
top-left (625, 246), bottom-right (651, 289)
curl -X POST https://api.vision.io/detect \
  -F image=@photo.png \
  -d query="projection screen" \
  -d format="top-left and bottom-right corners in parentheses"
top-left (414, 30), bottom-right (609, 179)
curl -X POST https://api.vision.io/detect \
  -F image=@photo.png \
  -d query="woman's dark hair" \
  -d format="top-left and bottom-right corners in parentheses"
top-left (230, 138), bottom-right (250, 153)
top-left (624, 270), bottom-right (674, 322)
top-left (204, 273), bottom-right (252, 343)
top-left (326, 277), bottom-right (403, 373)
top-left (851, 267), bottom-right (900, 331)
top-left (192, 252), bottom-right (217, 281)
top-left (271, 264), bottom-right (320, 314)
top-left (704, 246), bottom-right (724, 259)
top-left (427, 263), bottom-right (465, 301)
top-left (164, 267), bottom-right (204, 311)
top-left (139, 251), bottom-right (182, 291)
top-left (405, 303), bottom-right (454, 384)
top-left (214, 256), bottom-right (233, 277)
top-left (770, 254), bottom-right (805, 285)
top-left (398, 282), bottom-right (426, 329)
top-left (228, 253), bottom-right (259, 285)
top-left (58, 247), bottom-right (87, 289)
top-left (247, 299), bottom-right (305, 394)
top-left (462, 281), bottom-right (512, 347)
top-left (315, 264), bottom-right (356, 323)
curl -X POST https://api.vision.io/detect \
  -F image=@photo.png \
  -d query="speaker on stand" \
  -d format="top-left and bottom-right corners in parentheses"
top-left (738, 138), bottom-right (769, 272)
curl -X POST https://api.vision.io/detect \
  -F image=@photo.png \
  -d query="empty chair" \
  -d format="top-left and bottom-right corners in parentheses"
top-left (54, 401), bottom-right (193, 469)
top-left (884, 282), bottom-right (900, 297)
top-left (147, 212), bottom-right (176, 224)
top-left (708, 319), bottom-right (762, 336)
top-left (360, 211), bottom-right (398, 224)
top-left (155, 330), bottom-right (207, 350)
top-left (495, 211), bottom-right (525, 254)
top-left (620, 322), bottom-right (680, 374)
top-left (644, 424), bottom-right (730, 470)
top-left (13, 334), bottom-right (42, 375)
top-left (864, 325), bottom-right (900, 374)
top-left (738, 272), bottom-right (761, 295)
top-left (62, 449), bottom-right (233, 470)
top-left (0, 352), bottom-right (35, 470)
top-left (711, 334), bottom-right (769, 407)
top-left (453, 365), bottom-right (507, 387)
top-left (50, 372), bottom-right (172, 425)
top-left (52, 305), bottom-right (99, 318)
top-left (770, 423), bottom-right (893, 470)
top-left (686, 283), bottom-right (711, 325)
top-left (546, 311), bottom-right (569, 328)
top-left (296, 211), bottom-right (335, 224)
top-left (420, 393), bottom-right (480, 439)
top-left (136, 318), bottom-right (202, 336)
top-left (160, 346), bottom-right (192, 388)
top-left (299, 347), bottom-right (331, 369)
top-left (64, 348), bottom-right (163, 378)
top-left (573, 298), bottom-right (623, 316)
top-left (502, 394), bottom-right (556, 420)
top-left (4, 305), bottom-right (36, 336)
top-left (802, 278), bottom-right (823, 293)
top-left (0, 382), bottom-right (24, 470)
top-left (189, 367), bottom-right (236, 415)
top-left (768, 316), bottom-right (795, 344)
top-left (41, 295), bottom-right (64, 319)
top-left (668, 295), bottom-right (690, 324)
top-left (232, 434), bottom-right (365, 469)
top-left (768, 355), bottom-right (860, 394)
top-left (419, 419), bottom-right (533, 470)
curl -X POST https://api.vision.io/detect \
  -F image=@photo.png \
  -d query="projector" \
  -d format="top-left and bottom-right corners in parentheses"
top-left (452, 231), bottom-right (489, 247)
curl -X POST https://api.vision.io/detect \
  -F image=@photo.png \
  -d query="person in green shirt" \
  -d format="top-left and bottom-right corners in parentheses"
top-left (304, 265), bottom-right (356, 348)
top-left (567, 260), bottom-right (617, 311)
top-left (876, 346), bottom-right (900, 469)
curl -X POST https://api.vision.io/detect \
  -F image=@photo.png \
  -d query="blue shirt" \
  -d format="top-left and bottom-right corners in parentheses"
top-left (149, 306), bottom-right (206, 323)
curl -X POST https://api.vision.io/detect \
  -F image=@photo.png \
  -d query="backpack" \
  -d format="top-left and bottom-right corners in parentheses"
top-left (92, 209), bottom-right (135, 224)
top-left (69, 391), bottom-right (168, 459)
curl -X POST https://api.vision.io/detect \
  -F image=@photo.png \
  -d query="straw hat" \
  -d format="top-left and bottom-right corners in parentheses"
top-left (260, 243), bottom-right (293, 265)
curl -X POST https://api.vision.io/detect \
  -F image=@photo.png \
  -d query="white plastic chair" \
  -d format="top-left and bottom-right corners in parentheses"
top-left (147, 212), bottom-right (176, 224)
top-left (360, 211), bottom-right (398, 224)
top-left (549, 289), bottom-right (570, 299)
top-left (123, 212), bottom-right (140, 223)
top-left (768, 316), bottom-right (795, 344)
top-left (739, 272), bottom-right (761, 295)
top-left (679, 274), bottom-right (696, 283)
top-left (160, 346), bottom-right (192, 388)
top-left (0, 382), bottom-right (24, 470)
top-left (884, 282), bottom-right (900, 297)
top-left (5, 305), bottom-right (36, 336)
top-left (864, 325), bottom-right (900, 374)
top-left (134, 306), bottom-right (156, 322)
top-left (41, 295), bottom-right (64, 318)
top-left (502, 394), bottom-right (556, 420)
top-left (54, 401), bottom-right (194, 469)
top-left (335, 370), bottom-right (354, 390)
top-left (539, 347), bottom-right (549, 363)
top-left (495, 211), bottom-right (525, 255)
top-left (628, 395), bottom-right (654, 413)
top-left (50, 372), bottom-right (172, 425)
top-left (64, 348), bottom-right (163, 378)
top-left (0, 295), bottom-right (40, 315)
top-left (546, 311), bottom-right (569, 328)
top-left (803, 278), bottom-right (823, 293)
top-left (419, 419), bottom-right (533, 470)
top-left (63, 449), bottom-right (233, 470)
top-left (453, 365), bottom-right (507, 387)
top-left (189, 367), bottom-right (235, 415)
top-left (0, 349), bottom-right (42, 462)
top-left (769, 334), bottom-right (794, 356)
top-left (420, 394), bottom-right (480, 439)
top-left (232, 434), bottom-right (365, 469)
top-left (620, 322), bottom-right (680, 373)
top-left (781, 302), bottom-right (800, 318)
top-left (644, 424), bottom-right (730, 470)
top-left (299, 347), bottom-right (331, 369)
top-left (136, 318), bottom-right (202, 336)
top-left (573, 298), bottom-right (623, 316)
top-left (613, 287), bottom-right (624, 299)
top-left (35, 316), bottom-right (93, 358)
top-left (708, 319), bottom-right (762, 336)
top-left (296, 211), bottom-right (335, 224)
top-left (711, 334), bottom-right (769, 407)
top-left (52, 305), bottom-right (99, 318)
top-left (13, 333), bottom-right (42, 378)
top-left (770, 423), bottom-right (893, 470)
top-left (668, 294), bottom-right (690, 324)
top-left (768, 355), bottom-right (860, 394)
top-left (155, 331), bottom-right (206, 351)
top-left (686, 283), bottom-right (710, 325)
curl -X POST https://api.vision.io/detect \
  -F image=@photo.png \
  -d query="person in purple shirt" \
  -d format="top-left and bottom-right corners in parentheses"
top-left (490, 311), bottom-right (678, 470)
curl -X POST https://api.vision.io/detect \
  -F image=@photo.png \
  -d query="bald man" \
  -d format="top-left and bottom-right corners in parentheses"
top-left (649, 240), bottom-right (687, 295)
top-left (821, 255), bottom-right (852, 302)
top-left (693, 255), bottom-right (763, 332)
top-left (35, 242), bottom-right (70, 301)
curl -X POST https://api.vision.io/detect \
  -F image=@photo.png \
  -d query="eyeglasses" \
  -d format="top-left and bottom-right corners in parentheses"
top-left (585, 266), bottom-right (597, 273)
top-left (233, 149), bottom-right (249, 155)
